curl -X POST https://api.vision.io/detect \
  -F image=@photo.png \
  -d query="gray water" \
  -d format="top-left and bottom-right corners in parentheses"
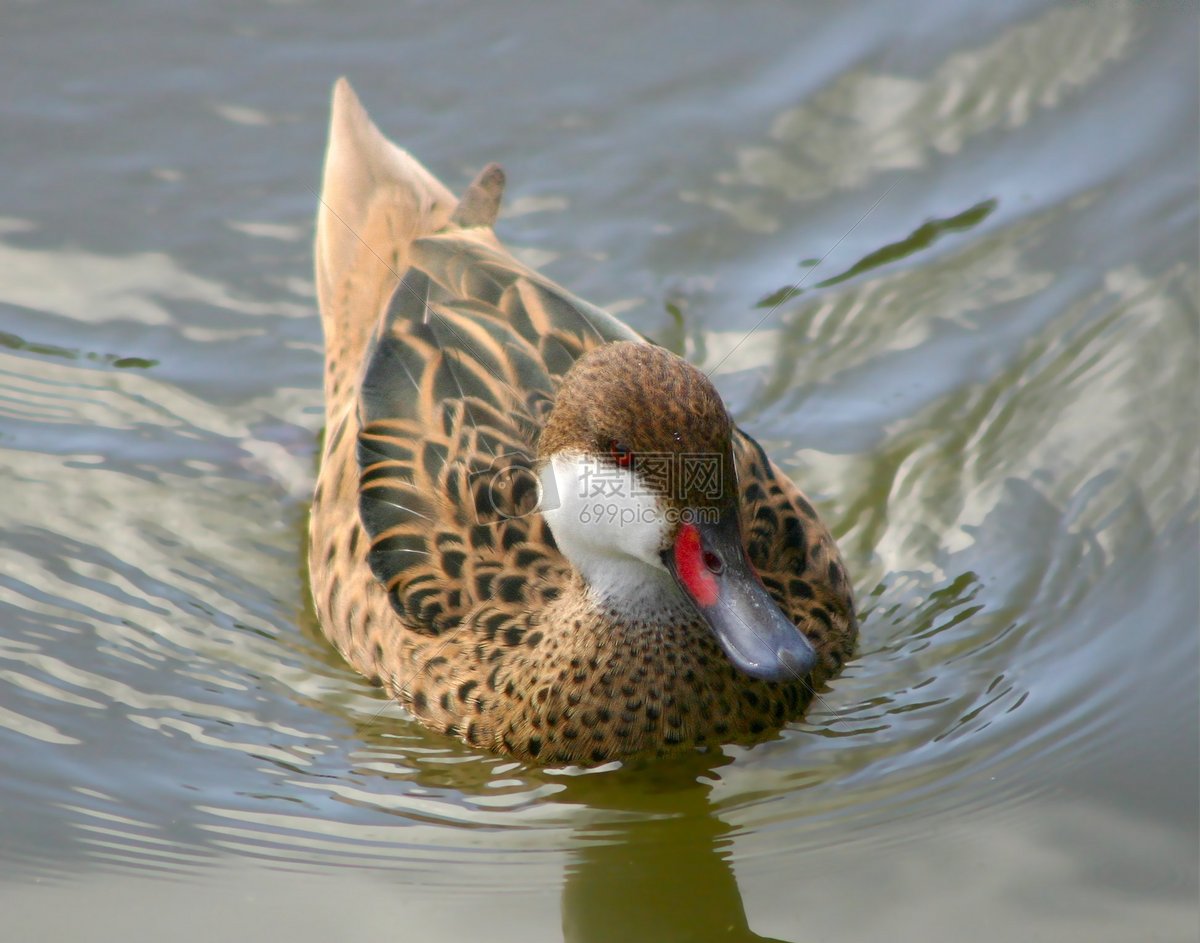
top-left (1, 2), bottom-right (1197, 941)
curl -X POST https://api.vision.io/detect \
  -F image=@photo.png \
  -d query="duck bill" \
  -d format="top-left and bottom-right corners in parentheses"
top-left (665, 517), bottom-right (818, 683)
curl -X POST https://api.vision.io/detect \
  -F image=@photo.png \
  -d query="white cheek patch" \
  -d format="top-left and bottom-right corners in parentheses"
top-left (539, 453), bottom-right (678, 610)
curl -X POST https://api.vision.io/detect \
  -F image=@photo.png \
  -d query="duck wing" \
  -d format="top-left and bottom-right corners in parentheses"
top-left (732, 429), bottom-right (857, 676)
top-left (356, 184), bottom-right (638, 635)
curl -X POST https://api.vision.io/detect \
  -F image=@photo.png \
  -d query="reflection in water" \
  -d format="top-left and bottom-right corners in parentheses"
top-left (683, 1), bottom-right (1137, 230)
top-left (557, 759), bottom-right (790, 943)
top-left (753, 197), bottom-right (998, 308)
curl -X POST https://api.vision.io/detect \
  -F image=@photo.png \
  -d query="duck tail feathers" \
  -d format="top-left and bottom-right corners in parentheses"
top-left (314, 78), bottom-right (456, 337)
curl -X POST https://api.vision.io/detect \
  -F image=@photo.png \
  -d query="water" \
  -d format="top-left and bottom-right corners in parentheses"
top-left (2, 1), bottom-right (1196, 940)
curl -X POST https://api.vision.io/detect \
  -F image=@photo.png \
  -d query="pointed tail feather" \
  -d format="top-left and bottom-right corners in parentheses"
top-left (314, 78), bottom-right (456, 359)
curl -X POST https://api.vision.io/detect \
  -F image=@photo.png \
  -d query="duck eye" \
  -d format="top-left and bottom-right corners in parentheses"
top-left (702, 550), bottom-right (724, 574)
top-left (608, 439), bottom-right (633, 468)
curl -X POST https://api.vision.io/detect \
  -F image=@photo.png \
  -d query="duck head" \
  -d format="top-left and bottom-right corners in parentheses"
top-left (537, 341), bottom-right (818, 684)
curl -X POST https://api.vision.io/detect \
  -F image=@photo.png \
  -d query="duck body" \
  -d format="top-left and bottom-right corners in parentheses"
top-left (310, 79), bottom-right (856, 765)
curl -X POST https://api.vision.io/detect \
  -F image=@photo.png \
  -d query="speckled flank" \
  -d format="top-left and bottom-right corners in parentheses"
top-left (309, 79), bottom-right (857, 765)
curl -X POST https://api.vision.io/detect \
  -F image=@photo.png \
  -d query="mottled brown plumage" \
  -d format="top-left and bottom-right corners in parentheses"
top-left (309, 79), bottom-right (856, 765)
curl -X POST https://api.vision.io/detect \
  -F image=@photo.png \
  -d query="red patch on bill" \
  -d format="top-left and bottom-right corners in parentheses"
top-left (674, 523), bottom-right (719, 608)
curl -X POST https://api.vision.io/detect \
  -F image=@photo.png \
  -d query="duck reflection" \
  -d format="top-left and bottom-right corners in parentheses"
top-left (554, 754), bottom-right (794, 943)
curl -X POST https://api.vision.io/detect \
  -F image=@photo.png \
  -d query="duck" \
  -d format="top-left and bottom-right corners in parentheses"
top-left (309, 78), bottom-right (857, 765)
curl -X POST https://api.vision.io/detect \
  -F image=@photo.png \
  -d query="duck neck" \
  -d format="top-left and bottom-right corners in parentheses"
top-left (576, 556), bottom-right (693, 625)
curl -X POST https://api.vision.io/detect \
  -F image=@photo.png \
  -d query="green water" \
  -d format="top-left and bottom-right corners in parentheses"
top-left (1, 2), bottom-right (1196, 940)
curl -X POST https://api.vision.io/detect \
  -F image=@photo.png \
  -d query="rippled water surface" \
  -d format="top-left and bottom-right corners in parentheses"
top-left (2, 2), bottom-right (1197, 940)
